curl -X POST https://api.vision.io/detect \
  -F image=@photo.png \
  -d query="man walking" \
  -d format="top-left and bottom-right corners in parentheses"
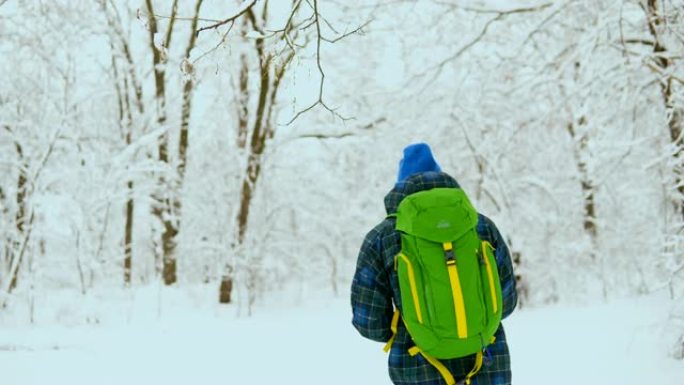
top-left (351, 143), bottom-right (517, 385)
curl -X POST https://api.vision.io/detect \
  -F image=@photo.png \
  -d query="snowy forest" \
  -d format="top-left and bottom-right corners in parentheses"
top-left (1, 0), bottom-right (683, 384)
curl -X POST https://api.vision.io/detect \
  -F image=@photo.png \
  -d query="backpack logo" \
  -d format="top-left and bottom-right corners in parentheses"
top-left (436, 220), bottom-right (452, 229)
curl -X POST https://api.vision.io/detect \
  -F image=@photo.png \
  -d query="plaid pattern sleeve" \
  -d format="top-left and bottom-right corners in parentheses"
top-left (351, 224), bottom-right (394, 342)
top-left (478, 215), bottom-right (517, 319)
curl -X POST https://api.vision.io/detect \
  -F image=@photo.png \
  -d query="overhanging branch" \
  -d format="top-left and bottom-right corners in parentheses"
top-left (196, 0), bottom-right (257, 34)
top-left (415, 2), bottom-right (553, 88)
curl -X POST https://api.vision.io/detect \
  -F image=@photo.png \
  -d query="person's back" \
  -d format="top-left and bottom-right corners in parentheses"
top-left (351, 143), bottom-right (517, 385)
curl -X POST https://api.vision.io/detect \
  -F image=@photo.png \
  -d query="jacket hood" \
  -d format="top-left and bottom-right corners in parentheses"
top-left (384, 171), bottom-right (461, 215)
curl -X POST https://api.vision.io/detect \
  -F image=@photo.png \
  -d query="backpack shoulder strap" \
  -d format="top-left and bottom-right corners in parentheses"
top-left (383, 309), bottom-right (401, 353)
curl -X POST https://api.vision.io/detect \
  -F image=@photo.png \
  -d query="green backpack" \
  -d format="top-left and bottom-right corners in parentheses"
top-left (384, 187), bottom-right (503, 385)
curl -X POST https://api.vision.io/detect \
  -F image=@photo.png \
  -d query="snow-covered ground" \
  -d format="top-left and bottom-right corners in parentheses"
top-left (1, 287), bottom-right (682, 385)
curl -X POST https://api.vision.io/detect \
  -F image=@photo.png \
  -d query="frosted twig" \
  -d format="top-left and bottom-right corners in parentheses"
top-left (433, 1), bottom-right (552, 14)
top-left (193, 22), bottom-right (235, 64)
top-left (297, 132), bottom-right (354, 139)
top-left (415, 3), bottom-right (553, 90)
top-left (321, 19), bottom-right (371, 43)
top-left (154, 14), bottom-right (220, 23)
top-left (285, 0), bottom-right (353, 125)
top-left (196, 0), bottom-right (257, 34)
top-left (520, 1), bottom-right (572, 48)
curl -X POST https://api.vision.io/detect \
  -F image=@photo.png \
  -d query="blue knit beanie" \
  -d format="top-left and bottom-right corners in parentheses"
top-left (396, 143), bottom-right (441, 183)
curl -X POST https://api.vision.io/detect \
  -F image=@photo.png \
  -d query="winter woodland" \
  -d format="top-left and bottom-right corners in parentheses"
top-left (1, 0), bottom-right (683, 378)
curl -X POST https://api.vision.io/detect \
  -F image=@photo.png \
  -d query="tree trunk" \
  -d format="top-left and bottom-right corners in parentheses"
top-left (8, 136), bottom-right (26, 291)
top-left (219, 274), bottom-right (233, 304)
top-left (220, 11), bottom-right (269, 304)
top-left (218, 7), bottom-right (296, 304)
top-left (124, 180), bottom-right (134, 286)
top-left (563, 61), bottom-right (598, 249)
top-left (236, 153), bottom-right (264, 245)
top-left (507, 235), bottom-right (528, 308)
top-left (236, 17), bottom-right (250, 149)
top-left (235, 26), bottom-right (273, 245)
top-left (566, 116), bottom-right (607, 299)
top-left (145, 0), bottom-right (179, 285)
top-left (566, 118), bottom-right (598, 246)
top-left (237, 53), bottom-right (250, 149)
top-left (645, 0), bottom-right (683, 220)
top-left (4, 132), bottom-right (58, 298)
top-left (234, 8), bottom-right (295, 245)
top-left (110, 38), bottom-right (136, 287)
top-left (6, 211), bottom-right (34, 296)
top-left (163, 0), bottom-right (204, 287)
top-left (0, 187), bottom-right (9, 271)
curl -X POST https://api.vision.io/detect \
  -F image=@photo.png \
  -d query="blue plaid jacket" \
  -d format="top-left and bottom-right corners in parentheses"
top-left (351, 172), bottom-right (517, 385)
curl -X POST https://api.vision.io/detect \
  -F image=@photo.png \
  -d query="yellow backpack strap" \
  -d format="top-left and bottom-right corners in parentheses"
top-left (443, 241), bottom-right (468, 338)
top-left (407, 336), bottom-right (497, 385)
top-left (462, 351), bottom-right (483, 385)
top-left (383, 310), bottom-right (401, 353)
top-left (408, 347), bottom-right (456, 385)
top-left (462, 336), bottom-right (497, 385)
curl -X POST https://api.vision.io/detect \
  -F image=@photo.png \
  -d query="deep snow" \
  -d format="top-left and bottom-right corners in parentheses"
top-left (1, 287), bottom-right (682, 385)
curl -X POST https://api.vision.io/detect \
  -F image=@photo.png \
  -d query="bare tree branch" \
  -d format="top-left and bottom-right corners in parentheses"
top-left (624, 38), bottom-right (656, 46)
top-left (415, 2), bottom-right (553, 88)
top-left (297, 132), bottom-right (354, 139)
top-left (433, 1), bottom-right (553, 14)
top-left (267, 0), bottom-right (304, 51)
top-left (196, 0), bottom-right (257, 34)
top-left (321, 19), bottom-right (371, 43)
top-left (192, 22), bottom-right (237, 64)
top-left (163, 0), bottom-right (179, 48)
top-left (285, 0), bottom-right (353, 125)
top-left (154, 14), bottom-right (220, 23)
top-left (520, 1), bottom-right (571, 48)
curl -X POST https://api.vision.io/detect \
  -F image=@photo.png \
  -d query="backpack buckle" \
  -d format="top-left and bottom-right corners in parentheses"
top-left (443, 242), bottom-right (456, 264)
top-left (445, 249), bottom-right (455, 264)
